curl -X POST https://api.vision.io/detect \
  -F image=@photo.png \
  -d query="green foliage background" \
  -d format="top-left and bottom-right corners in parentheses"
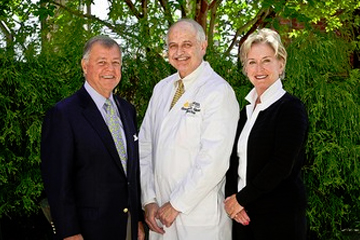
top-left (0, 1), bottom-right (360, 239)
top-left (286, 32), bottom-right (360, 239)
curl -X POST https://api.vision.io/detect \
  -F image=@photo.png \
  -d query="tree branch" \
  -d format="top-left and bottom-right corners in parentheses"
top-left (0, 20), bottom-right (28, 55)
top-left (207, 0), bottom-right (222, 49)
top-left (141, 0), bottom-right (148, 19)
top-left (208, 0), bottom-right (218, 10)
top-left (123, 0), bottom-right (143, 19)
top-left (48, 0), bottom-right (133, 38)
top-left (0, 20), bottom-right (12, 43)
top-left (236, 7), bottom-right (275, 62)
top-left (179, 1), bottom-right (187, 18)
top-left (224, 7), bottom-right (272, 56)
top-left (158, 0), bottom-right (174, 27)
top-left (195, 0), bottom-right (208, 32)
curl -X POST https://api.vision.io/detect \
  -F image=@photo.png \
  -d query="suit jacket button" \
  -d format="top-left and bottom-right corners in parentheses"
top-left (123, 208), bottom-right (129, 213)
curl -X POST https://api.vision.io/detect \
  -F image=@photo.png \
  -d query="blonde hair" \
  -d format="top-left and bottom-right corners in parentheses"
top-left (240, 28), bottom-right (287, 79)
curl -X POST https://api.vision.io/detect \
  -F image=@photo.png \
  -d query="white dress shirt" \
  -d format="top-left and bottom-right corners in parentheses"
top-left (237, 79), bottom-right (286, 191)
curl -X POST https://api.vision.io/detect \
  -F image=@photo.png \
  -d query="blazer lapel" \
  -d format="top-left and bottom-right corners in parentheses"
top-left (78, 87), bottom-right (125, 173)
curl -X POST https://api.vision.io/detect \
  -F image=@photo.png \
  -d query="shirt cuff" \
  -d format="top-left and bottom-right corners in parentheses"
top-left (142, 198), bottom-right (157, 209)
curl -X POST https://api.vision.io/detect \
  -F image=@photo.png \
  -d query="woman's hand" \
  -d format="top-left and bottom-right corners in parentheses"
top-left (233, 209), bottom-right (250, 226)
top-left (224, 194), bottom-right (250, 225)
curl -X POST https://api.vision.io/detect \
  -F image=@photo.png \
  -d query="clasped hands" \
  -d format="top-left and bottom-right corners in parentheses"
top-left (224, 194), bottom-right (250, 226)
top-left (144, 202), bottom-right (180, 234)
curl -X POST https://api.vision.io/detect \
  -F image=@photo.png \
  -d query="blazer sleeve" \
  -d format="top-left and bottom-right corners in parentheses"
top-left (128, 101), bottom-right (145, 222)
top-left (236, 97), bottom-right (308, 207)
top-left (225, 109), bottom-right (246, 198)
top-left (41, 105), bottom-right (81, 238)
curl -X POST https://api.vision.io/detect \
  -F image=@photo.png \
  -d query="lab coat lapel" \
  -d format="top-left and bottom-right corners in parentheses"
top-left (158, 76), bottom-right (179, 116)
top-left (167, 63), bottom-right (212, 116)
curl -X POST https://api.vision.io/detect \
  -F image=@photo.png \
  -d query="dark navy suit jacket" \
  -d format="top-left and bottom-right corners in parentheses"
top-left (41, 86), bottom-right (142, 240)
top-left (225, 92), bottom-right (308, 215)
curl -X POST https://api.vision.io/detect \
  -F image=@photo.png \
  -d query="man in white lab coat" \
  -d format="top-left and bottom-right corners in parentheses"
top-left (139, 19), bottom-right (239, 240)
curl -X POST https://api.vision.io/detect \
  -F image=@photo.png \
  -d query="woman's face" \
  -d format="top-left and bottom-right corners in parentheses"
top-left (245, 42), bottom-right (284, 97)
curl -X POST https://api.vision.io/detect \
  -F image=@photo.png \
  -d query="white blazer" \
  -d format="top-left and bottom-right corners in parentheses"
top-left (140, 62), bottom-right (239, 240)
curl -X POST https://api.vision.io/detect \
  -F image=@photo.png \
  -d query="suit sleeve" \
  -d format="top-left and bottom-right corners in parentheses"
top-left (129, 103), bottom-right (145, 222)
top-left (236, 98), bottom-right (308, 207)
top-left (41, 105), bottom-right (80, 238)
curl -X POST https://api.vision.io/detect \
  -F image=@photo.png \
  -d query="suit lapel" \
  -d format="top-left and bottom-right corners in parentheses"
top-left (77, 87), bottom-right (125, 174)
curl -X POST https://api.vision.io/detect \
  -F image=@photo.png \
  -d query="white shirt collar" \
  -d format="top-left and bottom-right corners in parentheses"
top-left (245, 79), bottom-right (286, 109)
top-left (174, 61), bottom-right (205, 90)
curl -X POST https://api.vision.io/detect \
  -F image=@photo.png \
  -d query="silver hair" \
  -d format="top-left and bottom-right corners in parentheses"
top-left (166, 19), bottom-right (207, 45)
top-left (240, 28), bottom-right (287, 79)
top-left (82, 35), bottom-right (121, 62)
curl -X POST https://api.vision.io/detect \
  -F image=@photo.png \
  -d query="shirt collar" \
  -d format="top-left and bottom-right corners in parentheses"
top-left (245, 79), bottom-right (286, 108)
top-left (174, 61), bottom-right (205, 90)
top-left (84, 81), bottom-right (115, 109)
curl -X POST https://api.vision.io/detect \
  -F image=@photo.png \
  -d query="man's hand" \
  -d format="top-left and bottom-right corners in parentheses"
top-left (157, 202), bottom-right (180, 228)
top-left (144, 203), bottom-right (165, 234)
top-left (137, 221), bottom-right (145, 240)
top-left (64, 234), bottom-right (83, 240)
top-left (224, 194), bottom-right (250, 225)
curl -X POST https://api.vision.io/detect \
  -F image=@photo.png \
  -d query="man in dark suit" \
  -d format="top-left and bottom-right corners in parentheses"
top-left (41, 36), bottom-right (144, 240)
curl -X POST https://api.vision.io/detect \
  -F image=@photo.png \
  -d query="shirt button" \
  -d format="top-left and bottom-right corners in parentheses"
top-left (123, 208), bottom-right (129, 213)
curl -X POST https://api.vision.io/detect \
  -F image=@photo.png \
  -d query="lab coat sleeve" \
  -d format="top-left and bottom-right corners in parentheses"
top-left (139, 90), bottom-right (158, 207)
top-left (170, 83), bottom-right (240, 214)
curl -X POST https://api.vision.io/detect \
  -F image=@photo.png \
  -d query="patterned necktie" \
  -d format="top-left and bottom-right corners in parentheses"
top-left (170, 80), bottom-right (185, 109)
top-left (103, 99), bottom-right (127, 174)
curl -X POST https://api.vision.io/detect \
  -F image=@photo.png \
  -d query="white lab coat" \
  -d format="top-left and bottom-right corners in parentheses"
top-left (140, 62), bottom-right (239, 240)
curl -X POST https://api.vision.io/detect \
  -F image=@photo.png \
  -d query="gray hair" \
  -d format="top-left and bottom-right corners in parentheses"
top-left (82, 35), bottom-right (121, 62)
top-left (240, 28), bottom-right (287, 79)
top-left (166, 19), bottom-right (207, 45)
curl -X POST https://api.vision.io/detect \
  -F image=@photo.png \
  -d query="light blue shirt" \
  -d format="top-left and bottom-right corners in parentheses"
top-left (84, 81), bottom-right (127, 152)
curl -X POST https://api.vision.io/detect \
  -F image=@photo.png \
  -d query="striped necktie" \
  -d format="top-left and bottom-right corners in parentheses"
top-left (103, 99), bottom-right (127, 174)
top-left (170, 80), bottom-right (185, 109)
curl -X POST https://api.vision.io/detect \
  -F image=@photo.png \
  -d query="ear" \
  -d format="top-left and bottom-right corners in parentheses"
top-left (279, 59), bottom-right (285, 72)
top-left (81, 59), bottom-right (88, 75)
top-left (201, 40), bottom-right (208, 54)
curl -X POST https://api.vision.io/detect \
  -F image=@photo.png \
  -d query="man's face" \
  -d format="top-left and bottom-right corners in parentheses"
top-left (167, 22), bottom-right (207, 78)
top-left (81, 42), bottom-right (121, 98)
